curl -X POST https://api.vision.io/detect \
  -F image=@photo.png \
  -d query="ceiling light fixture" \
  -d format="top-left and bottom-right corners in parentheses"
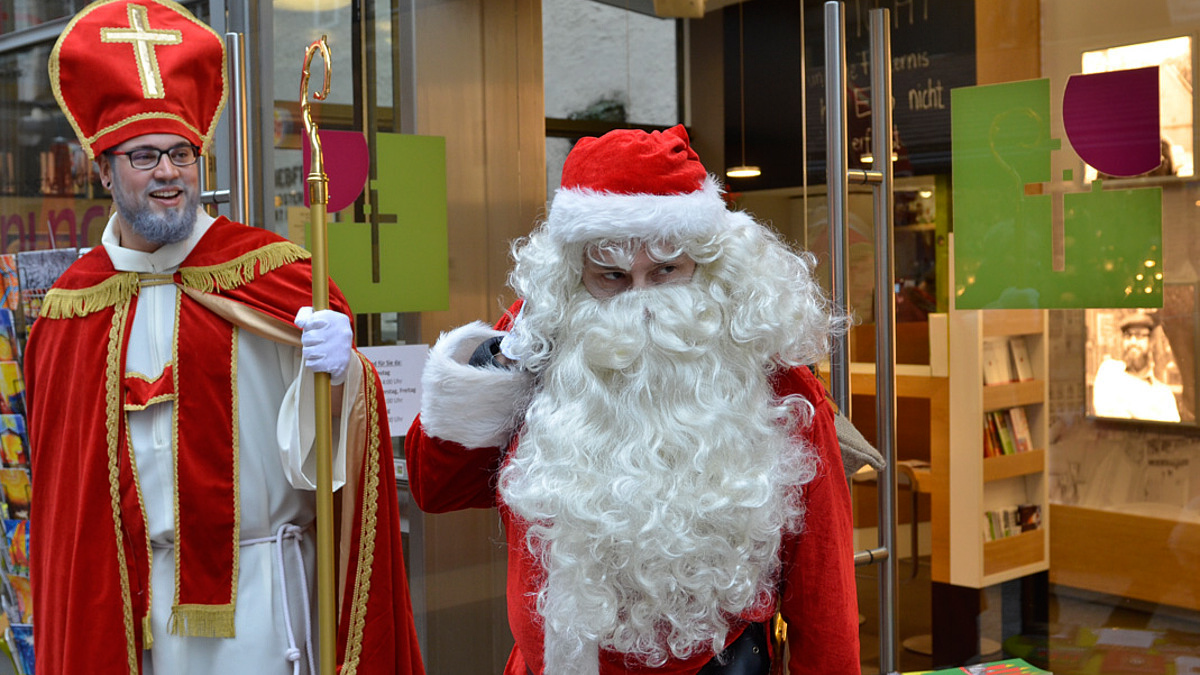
top-left (726, 2), bottom-right (760, 179)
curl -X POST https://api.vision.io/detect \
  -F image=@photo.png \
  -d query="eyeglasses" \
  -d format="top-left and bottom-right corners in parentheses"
top-left (108, 145), bottom-right (201, 170)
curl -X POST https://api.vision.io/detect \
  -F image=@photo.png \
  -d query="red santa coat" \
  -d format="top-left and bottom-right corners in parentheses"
top-left (405, 310), bottom-right (860, 675)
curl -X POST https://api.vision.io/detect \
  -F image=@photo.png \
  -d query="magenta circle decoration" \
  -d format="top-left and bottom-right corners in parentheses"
top-left (1063, 66), bottom-right (1161, 177)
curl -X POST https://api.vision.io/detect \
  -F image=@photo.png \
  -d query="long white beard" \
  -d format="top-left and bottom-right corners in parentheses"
top-left (499, 283), bottom-right (815, 675)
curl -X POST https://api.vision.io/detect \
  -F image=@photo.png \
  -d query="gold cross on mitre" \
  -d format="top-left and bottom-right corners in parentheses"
top-left (101, 3), bottom-right (183, 100)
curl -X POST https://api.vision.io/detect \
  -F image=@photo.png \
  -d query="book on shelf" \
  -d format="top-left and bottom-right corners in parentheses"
top-left (1017, 504), bottom-right (1041, 532)
top-left (982, 417), bottom-right (1000, 458)
top-left (990, 411), bottom-right (1017, 455)
top-left (1008, 406), bottom-right (1033, 453)
top-left (1001, 506), bottom-right (1017, 537)
top-left (984, 511), bottom-right (999, 541)
top-left (982, 338), bottom-right (1015, 385)
top-left (1008, 335), bottom-right (1034, 382)
top-left (982, 408), bottom-right (1033, 458)
top-left (984, 504), bottom-right (1036, 541)
top-left (984, 412), bottom-right (1004, 456)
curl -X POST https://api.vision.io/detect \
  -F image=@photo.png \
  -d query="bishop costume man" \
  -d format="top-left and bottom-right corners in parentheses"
top-left (26, 1), bottom-right (425, 673)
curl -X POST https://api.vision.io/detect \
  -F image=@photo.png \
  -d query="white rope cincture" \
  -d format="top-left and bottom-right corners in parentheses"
top-left (152, 524), bottom-right (316, 672)
top-left (238, 524), bottom-right (313, 675)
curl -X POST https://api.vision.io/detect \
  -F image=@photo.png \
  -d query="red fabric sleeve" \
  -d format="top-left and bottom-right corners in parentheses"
top-left (403, 301), bottom-right (524, 514)
top-left (404, 418), bottom-right (503, 513)
top-left (774, 366), bottom-right (862, 675)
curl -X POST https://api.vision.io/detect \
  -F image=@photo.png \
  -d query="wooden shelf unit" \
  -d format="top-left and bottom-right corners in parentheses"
top-left (936, 308), bottom-right (1050, 588)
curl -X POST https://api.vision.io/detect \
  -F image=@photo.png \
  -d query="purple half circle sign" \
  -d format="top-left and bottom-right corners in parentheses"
top-left (302, 129), bottom-right (369, 213)
top-left (1063, 66), bottom-right (1161, 177)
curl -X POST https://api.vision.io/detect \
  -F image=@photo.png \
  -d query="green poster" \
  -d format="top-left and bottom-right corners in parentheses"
top-left (951, 79), bottom-right (1162, 309)
top-left (325, 132), bottom-right (449, 314)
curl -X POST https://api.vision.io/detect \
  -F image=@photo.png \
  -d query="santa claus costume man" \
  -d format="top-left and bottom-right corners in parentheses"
top-left (27, 1), bottom-right (424, 673)
top-left (407, 125), bottom-right (863, 675)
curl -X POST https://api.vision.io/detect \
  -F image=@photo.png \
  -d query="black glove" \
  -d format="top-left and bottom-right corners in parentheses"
top-left (468, 335), bottom-right (507, 368)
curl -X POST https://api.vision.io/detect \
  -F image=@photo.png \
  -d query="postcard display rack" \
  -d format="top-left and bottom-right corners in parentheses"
top-left (931, 308), bottom-right (1050, 664)
top-left (0, 248), bottom-right (81, 674)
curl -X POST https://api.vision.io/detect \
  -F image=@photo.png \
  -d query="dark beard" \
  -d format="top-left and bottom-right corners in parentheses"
top-left (111, 174), bottom-right (198, 246)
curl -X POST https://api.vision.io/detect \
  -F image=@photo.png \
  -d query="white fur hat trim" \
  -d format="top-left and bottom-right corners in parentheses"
top-left (545, 176), bottom-right (729, 245)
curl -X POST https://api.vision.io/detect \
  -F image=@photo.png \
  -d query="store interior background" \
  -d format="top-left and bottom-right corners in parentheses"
top-left (2, 0), bottom-right (1200, 673)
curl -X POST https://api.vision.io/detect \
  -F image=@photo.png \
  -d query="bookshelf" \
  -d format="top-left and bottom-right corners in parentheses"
top-left (938, 309), bottom-right (1050, 588)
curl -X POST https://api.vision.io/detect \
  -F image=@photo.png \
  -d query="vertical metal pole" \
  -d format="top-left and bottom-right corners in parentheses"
top-left (869, 9), bottom-right (899, 674)
top-left (224, 32), bottom-right (252, 224)
top-left (823, 1), bottom-right (850, 414)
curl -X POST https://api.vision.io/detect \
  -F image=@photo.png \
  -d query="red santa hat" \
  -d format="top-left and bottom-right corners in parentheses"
top-left (545, 125), bottom-right (730, 245)
top-left (49, 0), bottom-right (227, 160)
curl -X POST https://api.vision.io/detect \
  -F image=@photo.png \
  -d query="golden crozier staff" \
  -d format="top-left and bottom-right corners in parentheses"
top-left (300, 35), bottom-right (337, 675)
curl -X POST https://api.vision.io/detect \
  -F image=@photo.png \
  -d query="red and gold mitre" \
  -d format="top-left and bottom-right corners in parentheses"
top-left (49, 0), bottom-right (227, 160)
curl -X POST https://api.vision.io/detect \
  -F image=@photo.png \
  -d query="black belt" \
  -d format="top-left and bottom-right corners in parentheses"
top-left (697, 622), bottom-right (771, 675)
top-left (527, 623), bottom-right (771, 675)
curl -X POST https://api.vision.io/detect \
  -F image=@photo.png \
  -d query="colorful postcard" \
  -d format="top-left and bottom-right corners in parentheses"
top-left (16, 248), bottom-right (78, 331)
top-left (0, 473), bottom-right (29, 522)
top-left (0, 310), bottom-right (17, 363)
top-left (6, 577), bottom-right (29, 624)
top-left (1, 520), bottom-right (27, 578)
top-left (0, 255), bottom-right (18, 313)
top-left (9, 621), bottom-right (32, 674)
top-left (0, 364), bottom-right (22, 418)
top-left (0, 416), bottom-right (28, 469)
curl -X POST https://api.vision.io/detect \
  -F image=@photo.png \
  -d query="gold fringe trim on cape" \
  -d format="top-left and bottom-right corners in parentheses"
top-left (41, 272), bottom-right (139, 319)
top-left (340, 354), bottom-right (383, 674)
top-left (143, 615), bottom-right (154, 649)
top-left (167, 604), bottom-right (237, 638)
top-left (179, 242), bottom-right (311, 293)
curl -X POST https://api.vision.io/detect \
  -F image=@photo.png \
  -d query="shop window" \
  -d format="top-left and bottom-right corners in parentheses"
top-left (543, 0), bottom-right (682, 192)
top-left (1082, 36), bottom-right (1193, 181)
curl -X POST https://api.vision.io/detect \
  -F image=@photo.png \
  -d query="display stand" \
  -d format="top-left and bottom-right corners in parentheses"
top-left (931, 307), bottom-right (1051, 668)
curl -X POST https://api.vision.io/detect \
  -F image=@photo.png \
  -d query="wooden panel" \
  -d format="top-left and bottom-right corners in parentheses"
top-left (850, 479), bottom-right (930, 529)
top-left (850, 321), bottom-right (932, 365)
top-left (981, 310), bottom-right (1043, 337)
top-left (416, 1), bottom-right (491, 342)
top-left (1051, 504), bottom-right (1200, 612)
top-left (982, 529), bottom-right (1044, 577)
top-left (983, 450), bottom-right (1045, 483)
top-left (974, 0), bottom-right (1040, 85)
top-left (850, 395), bottom-right (932, 464)
top-left (482, 0), bottom-right (546, 314)
top-left (411, 2), bottom-right (543, 671)
top-left (982, 379), bottom-right (1044, 411)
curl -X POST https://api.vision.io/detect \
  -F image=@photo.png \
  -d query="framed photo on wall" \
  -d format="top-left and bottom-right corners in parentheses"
top-left (1086, 283), bottom-right (1198, 425)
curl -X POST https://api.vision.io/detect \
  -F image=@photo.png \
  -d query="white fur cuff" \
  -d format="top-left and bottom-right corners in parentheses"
top-left (419, 321), bottom-right (534, 449)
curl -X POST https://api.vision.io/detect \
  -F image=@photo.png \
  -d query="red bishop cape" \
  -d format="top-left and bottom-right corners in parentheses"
top-left (24, 217), bottom-right (424, 675)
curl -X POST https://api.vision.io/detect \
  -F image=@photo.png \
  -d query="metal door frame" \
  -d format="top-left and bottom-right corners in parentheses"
top-left (824, 3), bottom-right (902, 673)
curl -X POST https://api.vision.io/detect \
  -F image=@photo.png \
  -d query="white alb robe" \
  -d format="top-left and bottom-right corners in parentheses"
top-left (100, 211), bottom-right (359, 675)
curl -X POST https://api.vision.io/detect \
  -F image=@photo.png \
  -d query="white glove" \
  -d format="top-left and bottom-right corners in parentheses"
top-left (295, 307), bottom-right (353, 385)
